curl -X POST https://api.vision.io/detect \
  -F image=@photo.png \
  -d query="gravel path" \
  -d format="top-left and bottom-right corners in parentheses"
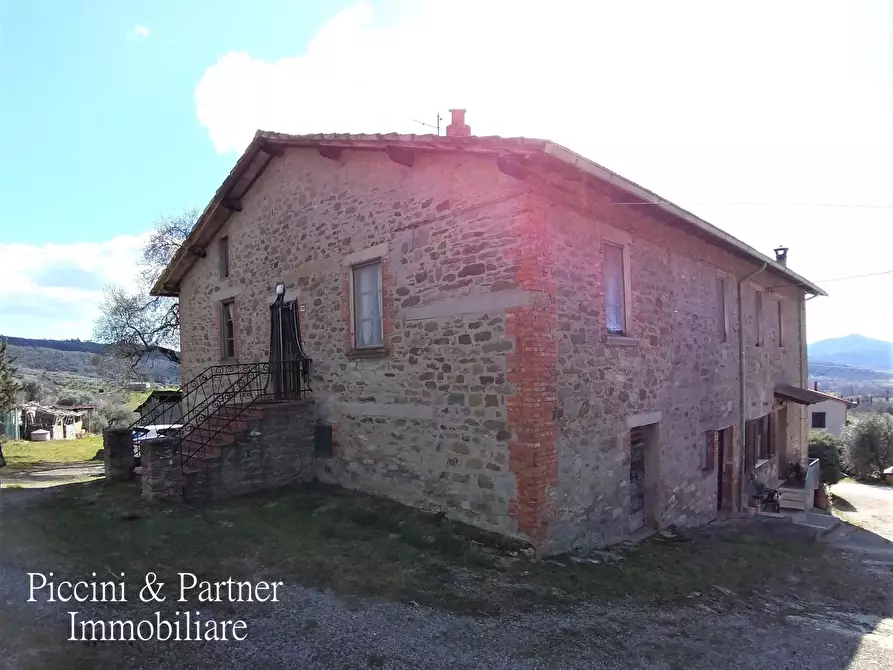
top-left (2, 486), bottom-right (892, 670)
top-left (0, 463), bottom-right (103, 489)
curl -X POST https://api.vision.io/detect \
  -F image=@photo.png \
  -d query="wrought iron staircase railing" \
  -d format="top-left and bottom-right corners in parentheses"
top-left (128, 359), bottom-right (311, 471)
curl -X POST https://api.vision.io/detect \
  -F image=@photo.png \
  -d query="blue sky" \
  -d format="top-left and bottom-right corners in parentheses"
top-left (0, 0), bottom-right (891, 344)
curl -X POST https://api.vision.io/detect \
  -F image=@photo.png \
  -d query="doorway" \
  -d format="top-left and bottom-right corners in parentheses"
top-left (269, 296), bottom-right (312, 400)
top-left (775, 407), bottom-right (788, 475)
top-left (629, 422), bottom-right (660, 533)
top-left (717, 426), bottom-right (733, 510)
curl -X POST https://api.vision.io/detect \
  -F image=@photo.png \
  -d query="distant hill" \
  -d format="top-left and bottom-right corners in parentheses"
top-left (1, 336), bottom-right (106, 354)
top-left (808, 334), bottom-right (893, 372)
top-left (809, 361), bottom-right (893, 383)
top-left (1, 336), bottom-right (179, 384)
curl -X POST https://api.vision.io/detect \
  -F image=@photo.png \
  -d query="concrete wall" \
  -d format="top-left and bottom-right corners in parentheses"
top-left (808, 399), bottom-right (849, 436)
top-left (175, 145), bottom-right (811, 552)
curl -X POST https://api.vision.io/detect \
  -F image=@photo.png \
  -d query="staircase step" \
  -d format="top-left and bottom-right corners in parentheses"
top-left (206, 417), bottom-right (249, 432)
top-left (218, 407), bottom-right (264, 421)
top-left (188, 427), bottom-right (236, 445)
top-left (180, 441), bottom-right (223, 460)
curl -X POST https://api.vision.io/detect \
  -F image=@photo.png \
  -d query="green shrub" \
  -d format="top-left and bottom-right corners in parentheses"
top-left (808, 430), bottom-right (843, 484)
top-left (98, 403), bottom-right (133, 429)
top-left (842, 413), bottom-right (893, 481)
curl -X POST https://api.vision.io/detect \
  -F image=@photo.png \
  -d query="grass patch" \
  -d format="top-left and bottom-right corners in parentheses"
top-left (125, 391), bottom-right (153, 412)
top-left (0, 481), bottom-right (847, 616)
top-left (1, 435), bottom-right (103, 471)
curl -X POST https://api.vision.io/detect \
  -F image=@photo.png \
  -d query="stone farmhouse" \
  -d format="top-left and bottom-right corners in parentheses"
top-left (140, 110), bottom-right (827, 553)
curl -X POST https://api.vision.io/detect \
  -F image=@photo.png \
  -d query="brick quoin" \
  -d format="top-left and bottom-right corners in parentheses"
top-left (506, 209), bottom-right (558, 546)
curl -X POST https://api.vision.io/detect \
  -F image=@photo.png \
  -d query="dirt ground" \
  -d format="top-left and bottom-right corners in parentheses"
top-left (1, 479), bottom-right (892, 670)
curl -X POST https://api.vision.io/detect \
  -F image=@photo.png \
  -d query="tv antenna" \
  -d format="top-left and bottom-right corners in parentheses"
top-left (413, 112), bottom-right (443, 136)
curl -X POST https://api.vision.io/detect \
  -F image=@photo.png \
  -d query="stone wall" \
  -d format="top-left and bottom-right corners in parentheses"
top-left (103, 428), bottom-right (134, 481)
top-left (175, 144), bottom-right (811, 552)
top-left (534, 178), bottom-right (807, 553)
top-left (178, 149), bottom-right (533, 540)
top-left (181, 401), bottom-right (317, 503)
top-left (141, 436), bottom-right (183, 501)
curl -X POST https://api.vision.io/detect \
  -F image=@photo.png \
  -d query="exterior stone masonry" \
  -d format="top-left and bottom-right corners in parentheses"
top-left (140, 401), bottom-right (316, 503)
top-left (174, 143), bottom-right (810, 553)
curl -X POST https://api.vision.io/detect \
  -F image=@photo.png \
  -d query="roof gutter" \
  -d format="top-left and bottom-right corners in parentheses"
top-left (736, 262), bottom-right (767, 512)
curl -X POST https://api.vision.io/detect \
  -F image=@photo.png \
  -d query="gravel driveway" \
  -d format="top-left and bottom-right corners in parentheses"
top-left (2, 485), bottom-right (892, 670)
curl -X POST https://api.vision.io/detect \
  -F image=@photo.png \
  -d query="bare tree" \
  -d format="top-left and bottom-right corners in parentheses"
top-left (93, 210), bottom-right (199, 369)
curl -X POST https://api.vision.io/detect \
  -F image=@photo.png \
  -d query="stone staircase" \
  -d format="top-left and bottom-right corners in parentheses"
top-left (180, 405), bottom-right (266, 474)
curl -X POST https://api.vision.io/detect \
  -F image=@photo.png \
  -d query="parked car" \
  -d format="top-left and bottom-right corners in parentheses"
top-left (132, 424), bottom-right (182, 465)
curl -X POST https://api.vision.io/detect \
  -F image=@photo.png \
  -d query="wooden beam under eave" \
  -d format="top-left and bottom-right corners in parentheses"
top-left (317, 146), bottom-right (343, 161)
top-left (496, 155), bottom-right (528, 181)
top-left (188, 246), bottom-right (207, 258)
top-left (260, 141), bottom-right (285, 157)
top-left (223, 199), bottom-right (243, 212)
top-left (386, 145), bottom-right (415, 168)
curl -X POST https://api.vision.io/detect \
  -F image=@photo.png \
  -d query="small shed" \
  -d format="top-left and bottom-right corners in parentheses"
top-left (21, 403), bottom-right (85, 440)
top-left (135, 390), bottom-right (184, 424)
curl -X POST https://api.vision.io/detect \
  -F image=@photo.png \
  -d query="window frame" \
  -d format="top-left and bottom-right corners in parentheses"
top-left (754, 288), bottom-right (763, 347)
top-left (811, 412), bottom-right (827, 429)
top-left (716, 275), bottom-right (728, 343)
top-left (350, 259), bottom-right (384, 350)
top-left (777, 299), bottom-right (784, 347)
top-left (219, 236), bottom-right (230, 278)
top-left (602, 227), bottom-right (632, 338)
top-left (220, 299), bottom-right (236, 361)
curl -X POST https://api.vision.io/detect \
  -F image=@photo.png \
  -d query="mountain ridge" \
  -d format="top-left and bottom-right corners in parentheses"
top-left (808, 334), bottom-right (893, 372)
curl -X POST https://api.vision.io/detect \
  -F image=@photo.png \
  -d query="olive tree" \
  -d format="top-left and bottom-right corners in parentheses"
top-left (93, 210), bottom-right (198, 368)
top-left (842, 413), bottom-right (893, 481)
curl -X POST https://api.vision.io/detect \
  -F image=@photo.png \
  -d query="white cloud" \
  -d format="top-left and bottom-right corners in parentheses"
top-left (133, 24), bottom-right (150, 40)
top-left (194, 0), bottom-right (893, 343)
top-left (0, 235), bottom-right (148, 340)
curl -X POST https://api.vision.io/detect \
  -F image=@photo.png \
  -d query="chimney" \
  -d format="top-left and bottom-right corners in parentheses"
top-left (446, 109), bottom-right (471, 137)
top-left (774, 245), bottom-right (789, 266)
top-left (814, 381), bottom-right (819, 391)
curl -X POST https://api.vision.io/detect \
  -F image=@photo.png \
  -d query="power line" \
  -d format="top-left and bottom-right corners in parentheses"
top-left (813, 269), bottom-right (893, 283)
top-left (765, 269), bottom-right (893, 292)
top-left (588, 200), bottom-right (893, 210)
top-left (691, 202), bottom-right (893, 210)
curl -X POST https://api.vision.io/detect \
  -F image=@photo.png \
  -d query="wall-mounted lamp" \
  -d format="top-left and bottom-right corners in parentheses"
top-left (275, 282), bottom-right (285, 295)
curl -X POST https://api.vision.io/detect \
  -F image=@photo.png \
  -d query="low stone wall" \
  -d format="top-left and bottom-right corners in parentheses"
top-left (181, 400), bottom-right (317, 503)
top-left (103, 428), bottom-right (134, 481)
top-left (141, 436), bottom-right (184, 501)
